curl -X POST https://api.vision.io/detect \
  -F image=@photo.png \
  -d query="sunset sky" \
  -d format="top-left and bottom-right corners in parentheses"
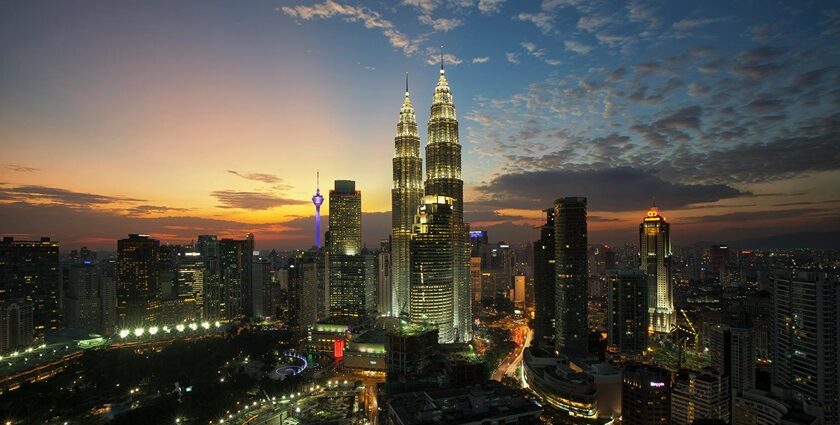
top-left (2, 0), bottom-right (839, 251)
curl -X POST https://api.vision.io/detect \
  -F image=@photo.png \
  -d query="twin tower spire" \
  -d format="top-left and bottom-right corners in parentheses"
top-left (391, 56), bottom-right (470, 342)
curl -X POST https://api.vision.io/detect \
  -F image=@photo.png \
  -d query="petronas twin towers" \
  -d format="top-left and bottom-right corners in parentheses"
top-left (391, 61), bottom-right (471, 343)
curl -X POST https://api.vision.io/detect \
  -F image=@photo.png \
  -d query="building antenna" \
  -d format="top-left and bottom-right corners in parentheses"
top-left (405, 72), bottom-right (409, 96)
top-left (440, 46), bottom-right (445, 73)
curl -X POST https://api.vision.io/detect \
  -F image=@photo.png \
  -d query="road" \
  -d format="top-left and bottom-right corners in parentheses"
top-left (490, 321), bottom-right (532, 382)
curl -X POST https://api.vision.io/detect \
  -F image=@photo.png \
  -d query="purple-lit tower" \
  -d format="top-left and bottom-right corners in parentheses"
top-left (312, 171), bottom-right (324, 248)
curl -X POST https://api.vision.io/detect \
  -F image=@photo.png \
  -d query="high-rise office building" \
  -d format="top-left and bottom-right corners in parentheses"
top-left (424, 59), bottom-right (470, 341)
top-left (607, 269), bottom-right (648, 355)
top-left (711, 324), bottom-right (755, 395)
top-left (287, 252), bottom-right (319, 334)
top-left (98, 258), bottom-right (117, 335)
top-left (251, 255), bottom-right (272, 318)
top-left (218, 234), bottom-right (253, 320)
top-left (469, 230), bottom-right (488, 259)
top-left (63, 259), bottom-right (102, 332)
top-left (0, 236), bottom-right (61, 336)
top-left (554, 197), bottom-right (589, 357)
top-left (377, 248), bottom-right (392, 315)
top-left (328, 180), bottom-right (367, 317)
top-left (363, 252), bottom-right (376, 313)
top-left (410, 195), bottom-right (456, 343)
top-left (639, 207), bottom-right (675, 334)
top-left (391, 74), bottom-right (423, 318)
top-left (117, 234), bottom-right (160, 327)
top-left (622, 364), bottom-right (672, 425)
top-left (533, 208), bottom-right (555, 341)
top-left (671, 368), bottom-right (730, 425)
top-left (196, 235), bottom-right (221, 320)
top-left (0, 300), bottom-right (34, 353)
top-left (175, 251), bottom-right (205, 319)
top-left (470, 257), bottom-right (481, 303)
top-left (771, 270), bottom-right (838, 424)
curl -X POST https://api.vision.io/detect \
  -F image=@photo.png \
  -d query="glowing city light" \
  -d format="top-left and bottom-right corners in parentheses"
top-left (133, 328), bottom-right (145, 337)
top-left (119, 329), bottom-right (130, 338)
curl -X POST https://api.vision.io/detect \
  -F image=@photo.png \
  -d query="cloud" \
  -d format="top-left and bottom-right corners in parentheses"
top-left (226, 170), bottom-right (283, 184)
top-left (0, 184), bottom-right (144, 207)
top-left (402, 0), bottom-right (438, 14)
top-left (6, 164), bottom-right (39, 173)
top-left (673, 16), bottom-right (732, 31)
top-left (577, 15), bottom-right (612, 33)
top-left (564, 40), bottom-right (594, 54)
top-left (673, 113), bottom-right (840, 183)
top-left (125, 205), bottom-right (190, 216)
top-left (475, 167), bottom-right (745, 212)
top-left (596, 32), bottom-right (626, 47)
top-left (425, 52), bottom-right (462, 66)
top-left (514, 12), bottom-right (553, 33)
top-left (746, 95), bottom-right (784, 113)
top-left (418, 14), bottom-right (462, 31)
top-left (472, 56), bottom-right (490, 64)
top-left (681, 208), bottom-right (837, 224)
top-left (477, 0), bottom-right (505, 14)
top-left (730, 46), bottom-right (786, 79)
top-left (505, 52), bottom-right (520, 64)
top-left (0, 201), bottom-right (392, 251)
top-left (521, 42), bottom-right (545, 58)
top-left (631, 106), bottom-right (702, 145)
top-left (627, 1), bottom-right (654, 24)
top-left (210, 190), bottom-right (308, 210)
top-left (280, 1), bottom-right (418, 55)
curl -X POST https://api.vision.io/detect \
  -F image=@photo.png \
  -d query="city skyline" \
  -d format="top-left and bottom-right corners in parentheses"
top-left (2, 3), bottom-right (839, 424)
top-left (3, 1), bottom-right (840, 251)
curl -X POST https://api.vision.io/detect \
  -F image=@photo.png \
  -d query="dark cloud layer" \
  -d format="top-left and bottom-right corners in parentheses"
top-left (210, 190), bottom-right (308, 210)
top-left (0, 185), bottom-right (144, 206)
top-left (476, 167), bottom-right (745, 212)
top-left (226, 170), bottom-right (283, 185)
top-left (0, 202), bottom-right (391, 250)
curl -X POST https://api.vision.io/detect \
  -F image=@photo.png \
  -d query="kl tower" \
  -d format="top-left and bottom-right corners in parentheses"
top-left (312, 171), bottom-right (324, 248)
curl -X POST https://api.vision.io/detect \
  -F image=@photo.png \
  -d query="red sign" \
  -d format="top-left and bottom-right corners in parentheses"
top-left (334, 339), bottom-right (344, 359)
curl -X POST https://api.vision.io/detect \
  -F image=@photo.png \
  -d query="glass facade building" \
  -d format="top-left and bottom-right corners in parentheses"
top-left (328, 180), bottom-right (367, 317)
top-left (554, 197), bottom-right (589, 357)
top-left (424, 63), bottom-right (471, 341)
top-left (391, 77), bottom-right (423, 318)
top-left (410, 195), bottom-right (456, 343)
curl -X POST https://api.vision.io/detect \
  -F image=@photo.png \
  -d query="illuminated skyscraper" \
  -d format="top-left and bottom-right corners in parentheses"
top-left (533, 208), bottom-right (555, 341)
top-left (218, 234), bottom-right (253, 320)
top-left (771, 271), bottom-right (839, 425)
top-left (328, 180), bottom-right (367, 316)
top-left (196, 235), bottom-right (221, 320)
top-left (313, 171), bottom-right (324, 248)
top-left (424, 56), bottom-right (471, 341)
top-left (554, 197), bottom-right (588, 357)
top-left (607, 269), bottom-right (649, 355)
top-left (410, 195), bottom-right (456, 343)
top-left (639, 207), bottom-right (675, 333)
top-left (116, 234), bottom-right (160, 327)
top-left (0, 236), bottom-right (61, 336)
top-left (391, 74), bottom-right (423, 317)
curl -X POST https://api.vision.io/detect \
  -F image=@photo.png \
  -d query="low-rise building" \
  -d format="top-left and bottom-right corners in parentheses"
top-left (387, 381), bottom-right (542, 425)
top-left (671, 368), bottom-right (730, 425)
top-left (344, 328), bottom-right (386, 371)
